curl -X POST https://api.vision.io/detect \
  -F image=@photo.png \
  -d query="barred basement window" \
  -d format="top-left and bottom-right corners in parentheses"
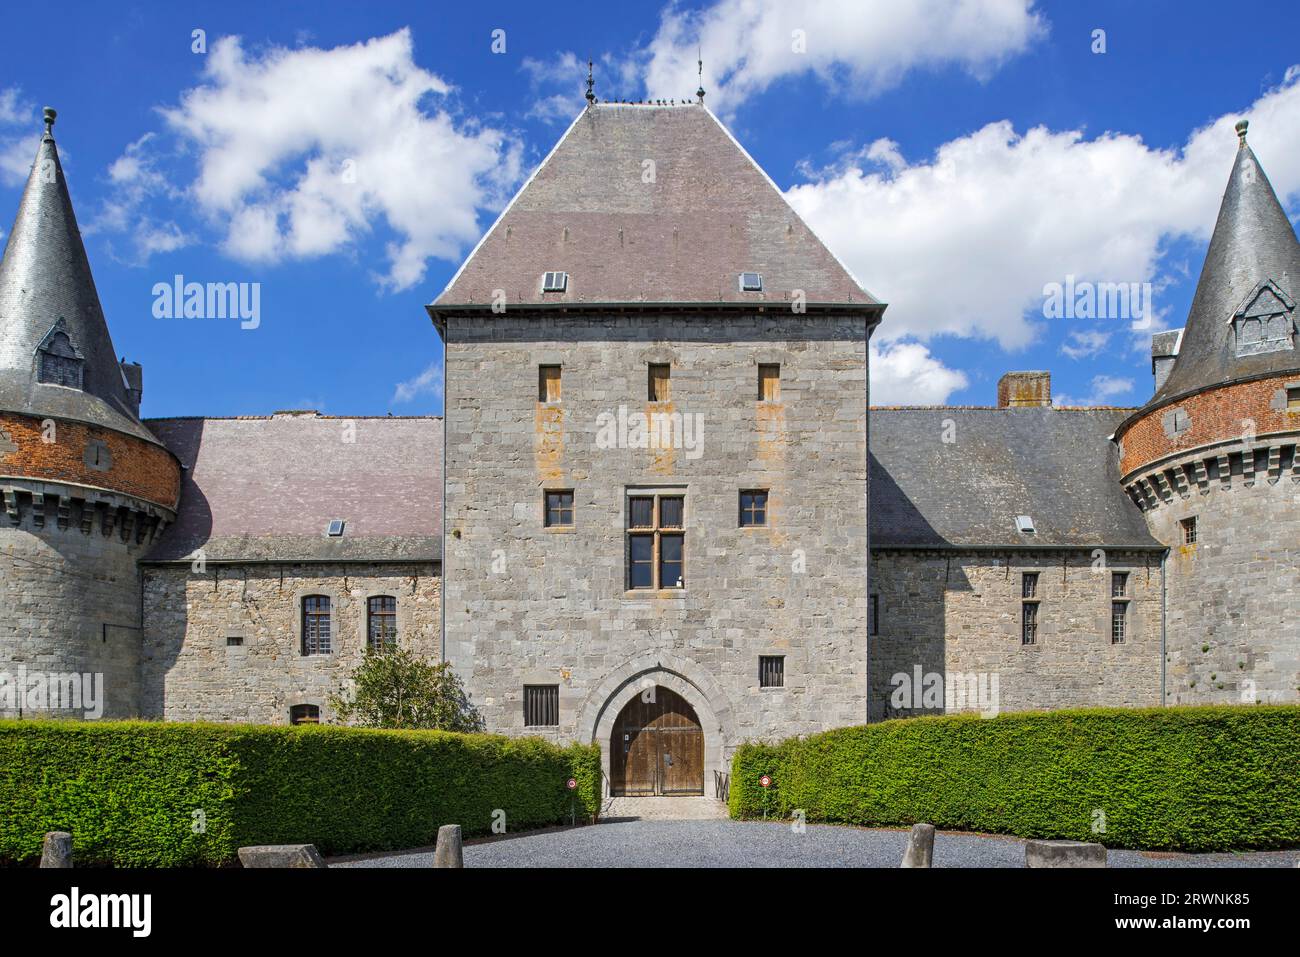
top-left (1181, 516), bottom-right (1197, 545)
top-left (627, 493), bottom-right (684, 589)
top-left (758, 363), bottom-right (780, 401)
top-left (367, 595), bottom-right (397, 652)
top-left (301, 595), bottom-right (332, 655)
top-left (539, 364), bottom-right (562, 402)
top-left (869, 594), bottom-right (879, 636)
top-left (290, 704), bottom-right (320, 725)
top-left (524, 685), bottom-right (559, 726)
top-left (648, 363), bottom-right (671, 402)
top-left (545, 490), bottom-right (574, 527)
top-left (759, 656), bottom-right (785, 688)
top-left (739, 490), bottom-right (768, 527)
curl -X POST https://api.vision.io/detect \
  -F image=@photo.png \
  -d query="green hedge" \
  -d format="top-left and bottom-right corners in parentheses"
top-left (0, 720), bottom-right (601, 867)
top-left (730, 705), bottom-right (1300, 851)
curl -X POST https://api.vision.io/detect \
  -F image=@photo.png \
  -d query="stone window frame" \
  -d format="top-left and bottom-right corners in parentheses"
top-left (625, 487), bottom-right (687, 594)
top-left (360, 585), bottom-right (413, 653)
top-left (295, 586), bottom-right (343, 657)
top-left (523, 684), bottom-right (560, 727)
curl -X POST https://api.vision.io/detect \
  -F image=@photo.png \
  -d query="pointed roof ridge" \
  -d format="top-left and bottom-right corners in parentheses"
top-left (432, 101), bottom-right (879, 311)
top-left (1147, 121), bottom-right (1300, 406)
top-left (0, 107), bottom-right (155, 442)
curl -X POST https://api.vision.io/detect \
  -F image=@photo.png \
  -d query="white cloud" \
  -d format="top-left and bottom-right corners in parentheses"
top-left (786, 68), bottom-right (1300, 356)
top-left (0, 87), bottom-right (36, 188)
top-left (86, 133), bottom-right (193, 265)
top-left (870, 340), bottom-right (969, 405)
top-left (120, 29), bottom-right (520, 290)
top-left (1060, 329), bottom-right (1111, 360)
top-left (392, 362), bottom-right (444, 405)
top-left (1054, 374), bottom-right (1135, 408)
top-left (642, 0), bottom-right (1044, 113)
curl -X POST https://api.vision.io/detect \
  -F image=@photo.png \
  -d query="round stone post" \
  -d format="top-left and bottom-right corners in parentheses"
top-left (900, 823), bottom-right (935, 868)
top-left (433, 824), bottom-right (464, 868)
top-left (40, 831), bottom-right (73, 868)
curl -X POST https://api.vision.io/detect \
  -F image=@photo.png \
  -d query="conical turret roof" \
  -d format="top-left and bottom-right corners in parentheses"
top-left (0, 108), bottom-right (154, 441)
top-left (1149, 122), bottom-right (1300, 406)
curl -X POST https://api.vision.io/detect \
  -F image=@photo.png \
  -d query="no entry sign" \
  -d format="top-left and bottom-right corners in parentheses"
top-left (566, 778), bottom-right (578, 790)
top-left (759, 774), bottom-right (772, 788)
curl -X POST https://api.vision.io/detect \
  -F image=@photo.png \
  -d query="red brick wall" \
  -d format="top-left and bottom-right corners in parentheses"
top-left (1118, 374), bottom-right (1300, 476)
top-left (0, 412), bottom-right (181, 509)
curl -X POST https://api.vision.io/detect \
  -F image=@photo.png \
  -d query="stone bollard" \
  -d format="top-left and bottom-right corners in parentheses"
top-left (900, 823), bottom-right (935, 868)
top-left (1024, 839), bottom-right (1107, 868)
top-left (433, 824), bottom-right (464, 868)
top-left (40, 832), bottom-right (73, 868)
top-left (237, 844), bottom-right (327, 868)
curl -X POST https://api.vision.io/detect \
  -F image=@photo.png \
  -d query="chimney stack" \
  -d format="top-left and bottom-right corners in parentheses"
top-left (997, 371), bottom-right (1051, 408)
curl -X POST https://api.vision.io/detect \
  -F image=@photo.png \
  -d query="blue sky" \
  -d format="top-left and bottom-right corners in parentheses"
top-left (1, 0), bottom-right (1298, 416)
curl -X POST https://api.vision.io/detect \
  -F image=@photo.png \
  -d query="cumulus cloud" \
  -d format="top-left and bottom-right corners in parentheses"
top-left (1054, 374), bottom-right (1135, 408)
top-left (392, 362), bottom-right (444, 405)
top-left (0, 87), bottom-right (37, 188)
top-left (102, 29), bottom-right (521, 290)
top-left (1060, 329), bottom-right (1112, 360)
top-left (642, 0), bottom-right (1044, 112)
top-left (85, 133), bottom-right (193, 265)
top-left (870, 341), bottom-right (969, 405)
top-left (786, 68), bottom-right (1300, 362)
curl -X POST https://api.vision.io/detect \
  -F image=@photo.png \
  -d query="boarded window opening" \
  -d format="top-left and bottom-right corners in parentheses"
top-left (649, 363), bottom-right (671, 402)
top-left (539, 365), bottom-right (562, 402)
top-left (758, 363), bottom-right (780, 401)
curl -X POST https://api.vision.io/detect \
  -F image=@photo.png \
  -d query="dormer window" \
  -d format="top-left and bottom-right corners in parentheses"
top-left (1231, 279), bottom-right (1295, 358)
top-left (36, 321), bottom-right (84, 390)
top-left (542, 271), bottom-right (568, 293)
top-left (739, 272), bottom-right (763, 292)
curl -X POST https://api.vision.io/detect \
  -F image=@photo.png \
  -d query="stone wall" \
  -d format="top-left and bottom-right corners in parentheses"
top-left (140, 561), bottom-right (440, 723)
top-left (869, 549), bottom-right (1163, 721)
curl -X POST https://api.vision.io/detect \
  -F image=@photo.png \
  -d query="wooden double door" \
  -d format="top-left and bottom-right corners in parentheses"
top-left (610, 686), bottom-right (704, 796)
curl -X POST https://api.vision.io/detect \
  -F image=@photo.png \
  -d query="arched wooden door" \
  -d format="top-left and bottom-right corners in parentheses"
top-left (610, 686), bottom-right (704, 796)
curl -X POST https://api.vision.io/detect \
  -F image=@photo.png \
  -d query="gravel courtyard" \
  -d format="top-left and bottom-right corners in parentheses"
top-left (331, 819), bottom-right (1300, 869)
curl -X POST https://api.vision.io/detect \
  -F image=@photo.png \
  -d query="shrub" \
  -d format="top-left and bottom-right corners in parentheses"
top-left (729, 705), bottom-right (1300, 851)
top-left (0, 720), bottom-right (601, 867)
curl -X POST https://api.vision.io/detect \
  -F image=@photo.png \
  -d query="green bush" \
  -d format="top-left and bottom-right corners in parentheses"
top-left (0, 720), bottom-right (601, 867)
top-left (729, 705), bottom-right (1300, 851)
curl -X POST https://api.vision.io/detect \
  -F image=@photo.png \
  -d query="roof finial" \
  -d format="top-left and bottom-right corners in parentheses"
top-left (585, 59), bottom-right (595, 105)
top-left (1234, 119), bottom-right (1248, 147)
top-left (696, 48), bottom-right (705, 104)
top-left (42, 106), bottom-right (56, 139)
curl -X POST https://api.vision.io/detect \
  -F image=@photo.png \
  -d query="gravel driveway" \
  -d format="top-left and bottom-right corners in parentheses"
top-left (331, 820), bottom-right (1300, 868)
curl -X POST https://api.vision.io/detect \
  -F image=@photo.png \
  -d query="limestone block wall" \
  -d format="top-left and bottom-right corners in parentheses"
top-left (141, 561), bottom-right (440, 723)
top-left (868, 549), bottom-right (1163, 721)
top-left (443, 311), bottom-right (871, 752)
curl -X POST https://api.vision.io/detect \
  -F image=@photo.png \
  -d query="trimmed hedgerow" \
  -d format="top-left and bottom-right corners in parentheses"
top-left (729, 705), bottom-right (1300, 852)
top-left (0, 720), bottom-right (601, 867)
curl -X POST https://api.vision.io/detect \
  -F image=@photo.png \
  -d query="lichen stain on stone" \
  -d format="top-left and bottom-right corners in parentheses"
top-left (534, 403), bottom-right (564, 481)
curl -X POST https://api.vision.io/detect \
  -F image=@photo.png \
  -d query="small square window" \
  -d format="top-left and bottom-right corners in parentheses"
top-left (739, 490), bottom-right (768, 527)
top-left (759, 656), bottom-right (784, 688)
top-left (226, 636), bottom-right (244, 647)
top-left (524, 685), bottom-right (559, 726)
top-left (758, 364), bottom-right (780, 402)
top-left (1287, 385), bottom-right (1300, 411)
top-left (739, 272), bottom-right (763, 292)
top-left (1181, 516), bottom-right (1197, 545)
top-left (542, 271), bottom-right (568, 293)
top-left (649, 363), bottom-right (671, 402)
top-left (539, 365), bottom-right (561, 402)
top-left (545, 490), bottom-right (574, 528)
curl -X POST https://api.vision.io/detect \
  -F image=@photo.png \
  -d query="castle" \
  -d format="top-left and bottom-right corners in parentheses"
top-left (1, 101), bottom-right (1297, 797)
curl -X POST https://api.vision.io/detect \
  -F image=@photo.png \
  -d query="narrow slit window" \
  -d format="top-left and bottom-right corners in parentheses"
top-left (758, 364), bottom-right (780, 401)
top-left (649, 363), bottom-right (671, 402)
top-left (539, 365), bottom-right (562, 402)
top-left (869, 595), bottom-right (879, 636)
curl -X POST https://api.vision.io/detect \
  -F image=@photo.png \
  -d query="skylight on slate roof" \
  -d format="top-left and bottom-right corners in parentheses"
top-left (327, 519), bottom-right (345, 537)
top-left (739, 272), bottom-right (763, 292)
top-left (542, 271), bottom-right (568, 293)
top-left (1015, 515), bottom-right (1036, 534)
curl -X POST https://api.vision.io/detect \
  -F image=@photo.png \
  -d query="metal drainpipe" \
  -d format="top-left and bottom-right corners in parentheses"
top-left (1160, 550), bottom-right (1167, 706)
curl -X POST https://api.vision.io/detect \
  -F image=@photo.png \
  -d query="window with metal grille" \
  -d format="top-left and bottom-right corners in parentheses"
top-left (627, 493), bottom-right (685, 589)
top-left (367, 595), bottom-right (397, 652)
top-left (545, 490), bottom-right (574, 527)
top-left (869, 595), bottom-right (879, 636)
top-left (739, 490), bottom-right (768, 527)
top-left (1181, 516), bottom-right (1197, 545)
top-left (759, 656), bottom-right (784, 688)
top-left (758, 363), bottom-right (780, 401)
top-left (290, 704), bottom-right (320, 725)
top-left (539, 364), bottom-right (561, 402)
top-left (1021, 602), bottom-right (1038, 645)
top-left (301, 595), bottom-right (331, 655)
top-left (523, 685), bottom-right (559, 726)
top-left (648, 363), bottom-right (671, 402)
top-left (541, 271), bottom-right (567, 292)
top-left (1021, 572), bottom-right (1039, 599)
top-left (1111, 601), bottom-right (1128, 644)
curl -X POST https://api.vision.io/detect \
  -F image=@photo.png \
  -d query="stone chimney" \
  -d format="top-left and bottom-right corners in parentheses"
top-left (997, 371), bottom-right (1051, 408)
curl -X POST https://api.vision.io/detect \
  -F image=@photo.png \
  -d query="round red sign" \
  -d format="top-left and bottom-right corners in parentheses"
top-left (759, 774), bottom-right (772, 788)
top-left (566, 778), bottom-right (578, 790)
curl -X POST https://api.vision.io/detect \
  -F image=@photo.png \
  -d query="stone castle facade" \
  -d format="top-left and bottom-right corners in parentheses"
top-left (1, 104), bottom-right (1297, 795)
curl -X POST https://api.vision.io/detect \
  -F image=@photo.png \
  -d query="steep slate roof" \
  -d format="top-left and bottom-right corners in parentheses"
top-left (143, 414), bottom-right (441, 563)
top-left (870, 407), bottom-right (1161, 549)
top-left (0, 110), bottom-right (155, 443)
top-left (433, 103), bottom-right (876, 310)
top-left (1148, 124), bottom-right (1300, 406)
